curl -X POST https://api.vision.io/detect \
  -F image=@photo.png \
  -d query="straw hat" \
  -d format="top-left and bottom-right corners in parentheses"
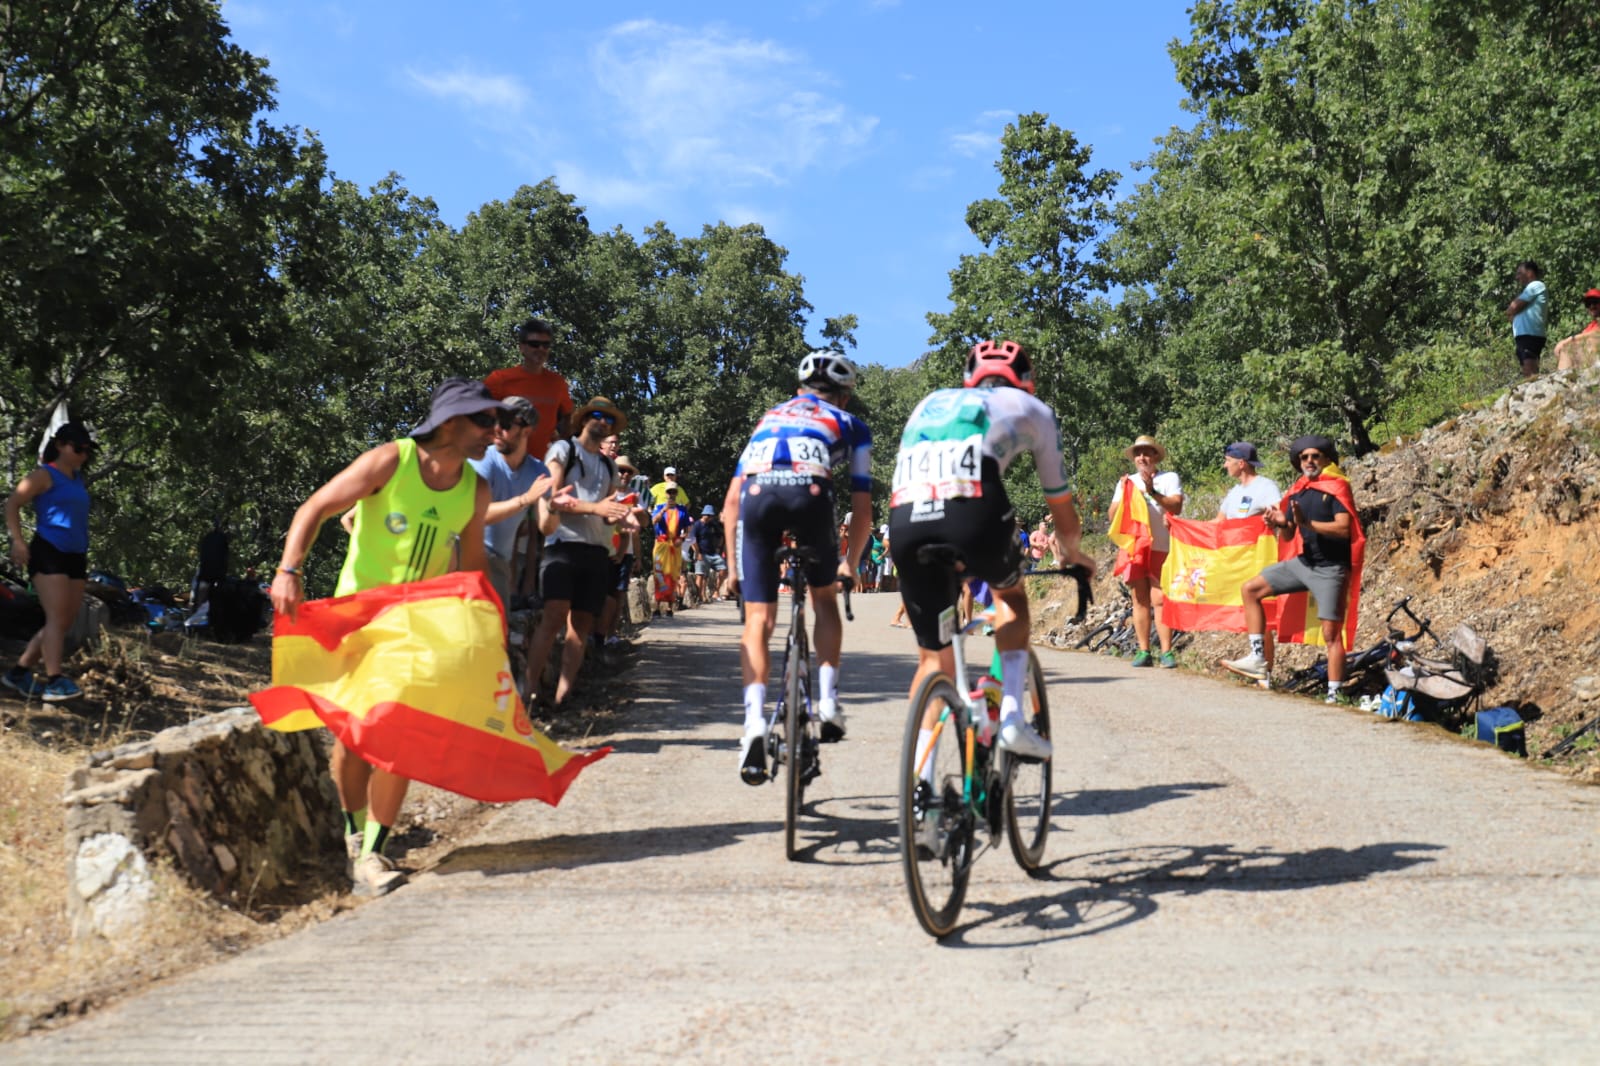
top-left (1123, 435), bottom-right (1166, 462)
top-left (573, 396), bottom-right (628, 435)
top-left (615, 454), bottom-right (637, 475)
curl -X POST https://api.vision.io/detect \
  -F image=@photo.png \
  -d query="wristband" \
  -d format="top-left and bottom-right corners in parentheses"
top-left (277, 566), bottom-right (301, 577)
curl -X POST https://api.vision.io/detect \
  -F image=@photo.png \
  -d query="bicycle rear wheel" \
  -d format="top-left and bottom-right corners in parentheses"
top-left (784, 628), bottom-right (811, 861)
top-left (899, 672), bottom-right (973, 938)
top-left (1005, 651), bottom-right (1053, 872)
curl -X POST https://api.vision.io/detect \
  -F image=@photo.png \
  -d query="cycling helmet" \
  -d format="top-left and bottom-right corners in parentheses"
top-left (798, 349), bottom-right (858, 390)
top-left (964, 339), bottom-right (1035, 394)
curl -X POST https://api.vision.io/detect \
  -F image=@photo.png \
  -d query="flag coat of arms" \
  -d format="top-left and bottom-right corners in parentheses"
top-left (1159, 515), bottom-right (1282, 632)
top-left (250, 571), bottom-right (608, 804)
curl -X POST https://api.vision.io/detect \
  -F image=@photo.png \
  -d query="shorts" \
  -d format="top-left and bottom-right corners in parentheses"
top-left (1515, 334), bottom-right (1546, 366)
top-left (1261, 556), bottom-right (1350, 622)
top-left (1117, 547), bottom-right (1168, 586)
top-left (538, 541), bottom-right (612, 617)
top-left (611, 553), bottom-right (634, 595)
top-left (736, 476), bottom-right (837, 604)
top-left (888, 461), bottom-right (1022, 651)
top-left (29, 535), bottom-right (88, 580)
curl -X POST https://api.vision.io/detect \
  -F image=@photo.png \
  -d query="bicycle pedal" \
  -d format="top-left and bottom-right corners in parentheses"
top-left (819, 721), bottom-right (845, 744)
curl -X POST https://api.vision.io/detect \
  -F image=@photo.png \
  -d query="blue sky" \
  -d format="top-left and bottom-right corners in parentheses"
top-left (221, 1), bottom-right (1197, 367)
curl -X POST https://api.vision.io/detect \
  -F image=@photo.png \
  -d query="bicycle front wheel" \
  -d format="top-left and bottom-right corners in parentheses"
top-left (899, 671), bottom-right (973, 938)
top-left (784, 628), bottom-right (810, 861)
top-left (1005, 650), bottom-right (1053, 872)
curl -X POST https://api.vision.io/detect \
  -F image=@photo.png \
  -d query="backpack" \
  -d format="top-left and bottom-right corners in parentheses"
top-left (548, 437), bottom-right (617, 497)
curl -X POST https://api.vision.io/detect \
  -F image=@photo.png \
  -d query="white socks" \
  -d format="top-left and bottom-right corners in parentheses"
top-left (999, 650), bottom-right (1028, 726)
top-left (818, 663), bottom-right (838, 703)
top-left (744, 682), bottom-right (766, 733)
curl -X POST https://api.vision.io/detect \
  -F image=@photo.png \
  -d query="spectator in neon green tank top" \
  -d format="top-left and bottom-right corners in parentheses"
top-left (269, 377), bottom-right (506, 898)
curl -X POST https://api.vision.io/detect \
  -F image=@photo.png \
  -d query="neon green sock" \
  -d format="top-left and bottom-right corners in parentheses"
top-left (361, 818), bottom-right (391, 858)
top-left (342, 808), bottom-right (367, 835)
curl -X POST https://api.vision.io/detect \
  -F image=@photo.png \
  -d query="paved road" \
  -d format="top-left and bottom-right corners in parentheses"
top-left (14, 590), bottom-right (1600, 1064)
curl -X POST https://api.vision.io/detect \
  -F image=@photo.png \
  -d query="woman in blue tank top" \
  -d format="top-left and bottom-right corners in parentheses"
top-left (3, 421), bottom-right (95, 702)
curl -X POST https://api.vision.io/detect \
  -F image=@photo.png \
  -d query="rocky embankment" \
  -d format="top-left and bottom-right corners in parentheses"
top-left (1042, 366), bottom-right (1600, 779)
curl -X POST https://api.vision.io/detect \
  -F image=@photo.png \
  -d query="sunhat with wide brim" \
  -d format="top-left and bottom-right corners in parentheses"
top-left (1123, 435), bottom-right (1166, 462)
top-left (614, 454), bottom-right (638, 475)
top-left (573, 396), bottom-right (628, 436)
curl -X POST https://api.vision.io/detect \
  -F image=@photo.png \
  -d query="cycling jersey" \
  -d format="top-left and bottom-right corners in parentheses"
top-left (890, 387), bottom-right (1071, 506)
top-left (734, 393), bottom-right (872, 492)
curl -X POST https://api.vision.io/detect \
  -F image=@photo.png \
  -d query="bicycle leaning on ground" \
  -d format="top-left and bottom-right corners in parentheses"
top-left (744, 544), bottom-right (853, 861)
top-left (1279, 596), bottom-right (1437, 697)
top-left (897, 543), bottom-right (1090, 938)
top-left (1075, 581), bottom-right (1192, 658)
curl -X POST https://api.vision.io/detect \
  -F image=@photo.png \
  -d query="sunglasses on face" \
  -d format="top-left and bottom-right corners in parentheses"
top-left (1299, 451), bottom-right (1329, 463)
top-left (465, 411), bottom-right (498, 428)
top-left (519, 338), bottom-right (552, 349)
top-left (495, 412), bottom-right (530, 430)
top-left (587, 411), bottom-right (616, 425)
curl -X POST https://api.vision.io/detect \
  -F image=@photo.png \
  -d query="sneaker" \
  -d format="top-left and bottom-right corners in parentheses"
top-left (40, 675), bottom-right (83, 702)
top-left (997, 716), bottom-right (1052, 762)
top-left (1159, 651), bottom-right (1178, 669)
top-left (1, 666), bottom-right (42, 697)
top-left (739, 725), bottom-right (768, 786)
top-left (344, 833), bottom-right (363, 878)
top-left (351, 851), bottom-right (405, 898)
top-left (1130, 651), bottom-right (1154, 668)
top-left (1221, 652), bottom-right (1270, 682)
top-left (817, 698), bottom-right (846, 743)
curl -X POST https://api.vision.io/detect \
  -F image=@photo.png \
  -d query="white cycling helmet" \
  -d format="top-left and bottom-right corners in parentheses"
top-left (798, 349), bottom-right (858, 390)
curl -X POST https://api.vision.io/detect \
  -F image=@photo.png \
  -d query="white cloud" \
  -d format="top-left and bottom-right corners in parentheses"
top-left (590, 20), bottom-right (877, 189)
top-left (406, 67), bottom-right (530, 116)
top-left (552, 161), bottom-right (661, 212)
top-left (948, 110), bottom-right (1017, 158)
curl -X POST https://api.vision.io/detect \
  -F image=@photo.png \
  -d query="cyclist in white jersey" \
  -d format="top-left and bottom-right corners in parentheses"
top-left (888, 340), bottom-right (1095, 761)
top-left (724, 350), bottom-right (873, 784)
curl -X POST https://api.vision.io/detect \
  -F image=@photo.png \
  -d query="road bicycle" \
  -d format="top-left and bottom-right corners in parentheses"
top-left (1280, 596), bottom-right (1438, 696)
top-left (747, 545), bottom-right (853, 861)
top-left (897, 545), bottom-right (1089, 938)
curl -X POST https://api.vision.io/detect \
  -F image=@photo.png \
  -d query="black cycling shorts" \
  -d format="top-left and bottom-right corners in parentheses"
top-left (539, 540), bottom-right (612, 617)
top-left (735, 475), bottom-right (837, 604)
top-left (888, 460), bottom-right (1022, 651)
top-left (29, 534), bottom-right (88, 581)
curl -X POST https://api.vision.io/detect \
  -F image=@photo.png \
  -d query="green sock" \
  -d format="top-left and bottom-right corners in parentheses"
top-left (361, 818), bottom-right (391, 858)
top-left (342, 808), bottom-right (368, 835)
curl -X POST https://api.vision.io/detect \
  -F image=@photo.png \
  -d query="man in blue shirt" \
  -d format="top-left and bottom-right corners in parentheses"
top-left (1506, 259), bottom-right (1548, 380)
top-left (468, 396), bottom-right (554, 611)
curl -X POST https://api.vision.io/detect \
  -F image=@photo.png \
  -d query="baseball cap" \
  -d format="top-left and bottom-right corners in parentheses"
top-left (664, 466), bottom-right (677, 476)
top-left (1223, 441), bottom-right (1260, 467)
top-left (1583, 288), bottom-right (1600, 302)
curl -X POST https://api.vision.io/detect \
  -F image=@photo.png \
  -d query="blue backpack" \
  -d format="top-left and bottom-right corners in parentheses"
top-left (1376, 684), bottom-right (1423, 721)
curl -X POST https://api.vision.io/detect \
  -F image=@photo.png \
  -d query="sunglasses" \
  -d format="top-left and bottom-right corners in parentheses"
top-left (587, 411), bottom-right (616, 425)
top-left (465, 411), bottom-right (498, 428)
top-left (519, 338), bottom-right (552, 349)
top-left (495, 411), bottom-right (530, 430)
top-left (1298, 451), bottom-right (1329, 463)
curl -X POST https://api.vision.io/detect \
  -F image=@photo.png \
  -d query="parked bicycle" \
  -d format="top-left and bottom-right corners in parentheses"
top-left (1075, 582), bottom-right (1192, 658)
top-left (897, 544), bottom-right (1089, 938)
top-left (745, 545), bottom-right (852, 861)
top-left (1280, 596), bottom-right (1437, 696)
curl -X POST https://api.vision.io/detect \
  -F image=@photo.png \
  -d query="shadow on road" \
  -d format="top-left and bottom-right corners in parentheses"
top-left (430, 818), bottom-right (781, 877)
top-left (788, 792), bottom-right (900, 866)
top-left (1056, 781), bottom-right (1226, 818)
top-left (931, 839), bottom-right (1444, 948)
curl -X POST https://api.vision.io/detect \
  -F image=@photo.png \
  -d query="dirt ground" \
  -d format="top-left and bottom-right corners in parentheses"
top-left (0, 619), bottom-right (642, 1039)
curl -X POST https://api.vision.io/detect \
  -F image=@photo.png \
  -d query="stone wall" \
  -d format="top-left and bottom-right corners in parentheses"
top-left (62, 707), bottom-right (341, 938)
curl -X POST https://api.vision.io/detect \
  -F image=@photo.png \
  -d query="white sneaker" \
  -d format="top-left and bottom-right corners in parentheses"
top-left (351, 851), bottom-right (405, 898)
top-left (344, 832), bottom-right (363, 878)
top-left (739, 724), bottom-right (768, 786)
top-left (817, 698), bottom-right (846, 742)
top-left (997, 716), bottom-right (1052, 762)
top-left (1221, 652), bottom-right (1270, 682)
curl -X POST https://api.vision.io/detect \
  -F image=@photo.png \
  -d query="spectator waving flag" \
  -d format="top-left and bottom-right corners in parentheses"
top-left (1107, 476), bottom-right (1154, 581)
top-left (1273, 463), bottom-right (1365, 649)
top-left (249, 571), bottom-right (608, 804)
top-left (1159, 515), bottom-right (1282, 632)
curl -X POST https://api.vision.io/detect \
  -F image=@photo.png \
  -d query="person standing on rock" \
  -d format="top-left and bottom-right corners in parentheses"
top-left (1222, 434), bottom-right (1362, 703)
top-left (1554, 287), bottom-right (1600, 371)
top-left (1505, 260), bottom-right (1549, 380)
top-left (269, 377), bottom-right (503, 897)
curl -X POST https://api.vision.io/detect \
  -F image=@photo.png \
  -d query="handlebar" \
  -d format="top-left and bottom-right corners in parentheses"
top-left (1383, 596), bottom-right (1435, 643)
top-left (1024, 565), bottom-right (1095, 623)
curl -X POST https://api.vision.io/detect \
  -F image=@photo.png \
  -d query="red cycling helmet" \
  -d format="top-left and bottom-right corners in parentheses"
top-left (963, 339), bottom-right (1035, 394)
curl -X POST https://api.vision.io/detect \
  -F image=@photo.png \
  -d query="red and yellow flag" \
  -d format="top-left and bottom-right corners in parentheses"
top-left (1108, 477), bottom-right (1156, 581)
top-left (249, 571), bottom-right (609, 805)
top-left (1159, 515), bottom-right (1281, 632)
top-left (1273, 465), bottom-right (1365, 648)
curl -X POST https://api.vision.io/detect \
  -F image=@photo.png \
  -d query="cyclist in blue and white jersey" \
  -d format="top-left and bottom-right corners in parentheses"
top-left (888, 340), bottom-right (1095, 761)
top-left (723, 350), bottom-right (873, 784)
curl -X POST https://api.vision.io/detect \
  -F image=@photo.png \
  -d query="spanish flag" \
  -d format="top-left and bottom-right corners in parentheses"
top-left (1108, 476), bottom-right (1154, 581)
top-left (1273, 465), bottom-right (1365, 649)
top-left (249, 571), bottom-right (609, 805)
top-left (1159, 515), bottom-right (1282, 632)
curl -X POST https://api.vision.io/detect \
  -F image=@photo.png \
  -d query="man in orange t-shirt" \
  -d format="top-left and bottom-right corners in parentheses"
top-left (485, 318), bottom-right (575, 459)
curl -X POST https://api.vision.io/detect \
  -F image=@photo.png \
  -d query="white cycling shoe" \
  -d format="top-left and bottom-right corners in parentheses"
top-left (739, 724), bottom-right (768, 786)
top-left (996, 716), bottom-right (1052, 762)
